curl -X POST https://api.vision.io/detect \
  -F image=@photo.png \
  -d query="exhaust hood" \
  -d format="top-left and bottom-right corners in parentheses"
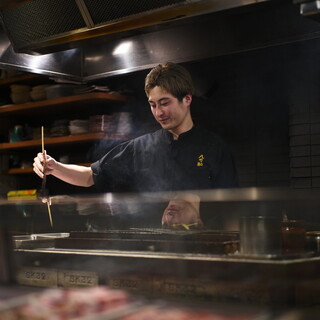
top-left (0, 0), bottom-right (320, 81)
top-left (0, 0), bottom-right (271, 55)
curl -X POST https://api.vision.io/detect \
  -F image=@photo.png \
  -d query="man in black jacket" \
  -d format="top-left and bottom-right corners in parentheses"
top-left (33, 62), bottom-right (238, 193)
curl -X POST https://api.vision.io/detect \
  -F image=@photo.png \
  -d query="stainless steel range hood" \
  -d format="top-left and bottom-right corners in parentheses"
top-left (0, 0), bottom-right (271, 55)
top-left (0, 0), bottom-right (320, 81)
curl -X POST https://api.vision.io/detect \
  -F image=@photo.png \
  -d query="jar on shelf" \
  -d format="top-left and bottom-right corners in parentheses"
top-left (9, 125), bottom-right (23, 142)
top-left (281, 220), bottom-right (306, 254)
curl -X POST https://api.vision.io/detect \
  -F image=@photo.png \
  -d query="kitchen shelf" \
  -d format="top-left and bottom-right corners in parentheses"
top-left (0, 72), bottom-right (130, 194)
top-left (0, 92), bottom-right (127, 116)
top-left (0, 73), bottom-right (50, 87)
top-left (5, 163), bottom-right (91, 175)
top-left (5, 168), bottom-right (34, 174)
top-left (0, 133), bottom-right (111, 151)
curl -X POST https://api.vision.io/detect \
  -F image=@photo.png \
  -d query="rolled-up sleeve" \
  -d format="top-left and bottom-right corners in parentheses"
top-left (91, 141), bottom-right (135, 192)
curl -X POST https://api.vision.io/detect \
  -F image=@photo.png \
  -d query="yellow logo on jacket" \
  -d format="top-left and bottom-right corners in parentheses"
top-left (197, 154), bottom-right (204, 167)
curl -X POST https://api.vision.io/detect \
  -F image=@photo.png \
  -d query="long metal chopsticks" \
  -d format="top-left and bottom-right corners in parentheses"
top-left (41, 126), bottom-right (53, 227)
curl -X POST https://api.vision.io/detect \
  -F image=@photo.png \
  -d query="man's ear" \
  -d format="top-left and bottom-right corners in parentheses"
top-left (184, 94), bottom-right (192, 106)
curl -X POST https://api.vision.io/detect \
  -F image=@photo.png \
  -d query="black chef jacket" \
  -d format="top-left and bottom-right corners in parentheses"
top-left (91, 126), bottom-right (238, 193)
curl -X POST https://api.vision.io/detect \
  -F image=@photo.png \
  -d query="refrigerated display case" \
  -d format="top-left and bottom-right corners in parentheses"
top-left (1, 187), bottom-right (320, 319)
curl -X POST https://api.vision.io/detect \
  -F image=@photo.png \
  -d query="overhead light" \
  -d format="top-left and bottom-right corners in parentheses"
top-left (112, 41), bottom-right (133, 55)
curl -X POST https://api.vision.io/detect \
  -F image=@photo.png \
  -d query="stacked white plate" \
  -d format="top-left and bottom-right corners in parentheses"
top-left (69, 119), bottom-right (89, 135)
top-left (50, 119), bottom-right (70, 137)
top-left (30, 84), bottom-right (50, 101)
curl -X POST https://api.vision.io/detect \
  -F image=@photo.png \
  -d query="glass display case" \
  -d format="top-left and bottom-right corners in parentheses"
top-left (1, 187), bottom-right (320, 319)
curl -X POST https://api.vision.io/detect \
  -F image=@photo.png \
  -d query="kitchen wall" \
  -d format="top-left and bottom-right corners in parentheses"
top-left (117, 36), bottom-right (320, 189)
top-left (183, 37), bottom-right (320, 189)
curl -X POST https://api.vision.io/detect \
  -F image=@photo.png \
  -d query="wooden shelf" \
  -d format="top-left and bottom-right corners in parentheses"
top-left (0, 92), bottom-right (127, 116)
top-left (5, 163), bottom-right (91, 175)
top-left (0, 73), bottom-right (130, 186)
top-left (5, 167), bottom-right (33, 174)
top-left (0, 73), bottom-right (49, 87)
top-left (0, 133), bottom-right (110, 151)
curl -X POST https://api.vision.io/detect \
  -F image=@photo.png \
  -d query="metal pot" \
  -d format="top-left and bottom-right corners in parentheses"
top-left (240, 216), bottom-right (282, 255)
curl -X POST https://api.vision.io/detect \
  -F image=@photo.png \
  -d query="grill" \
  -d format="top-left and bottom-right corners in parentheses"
top-left (12, 230), bottom-right (239, 254)
top-left (48, 229), bottom-right (239, 254)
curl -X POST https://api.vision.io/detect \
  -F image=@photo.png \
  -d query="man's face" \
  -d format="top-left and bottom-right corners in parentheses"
top-left (162, 198), bottom-right (200, 227)
top-left (148, 86), bottom-right (192, 136)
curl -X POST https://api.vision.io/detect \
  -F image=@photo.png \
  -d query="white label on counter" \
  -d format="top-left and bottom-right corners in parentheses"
top-left (16, 267), bottom-right (57, 287)
top-left (58, 270), bottom-right (98, 287)
top-left (107, 275), bottom-right (149, 292)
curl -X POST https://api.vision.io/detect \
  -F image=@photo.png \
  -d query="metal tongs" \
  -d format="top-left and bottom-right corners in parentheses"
top-left (41, 126), bottom-right (53, 227)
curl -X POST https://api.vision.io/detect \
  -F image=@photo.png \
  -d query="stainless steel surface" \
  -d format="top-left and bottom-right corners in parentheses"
top-left (12, 243), bottom-right (319, 304)
top-left (2, 187), bottom-right (320, 205)
top-left (82, 0), bottom-right (320, 80)
top-left (13, 247), bottom-right (320, 264)
top-left (0, 1), bottom-right (319, 81)
top-left (240, 216), bottom-right (282, 255)
top-left (0, 29), bottom-right (83, 81)
top-left (0, 0), bottom-right (272, 55)
top-left (13, 233), bottom-right (69, 249)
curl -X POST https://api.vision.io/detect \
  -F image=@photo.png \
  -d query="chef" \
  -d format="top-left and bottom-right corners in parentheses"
top-left (33, 62), bottom-right (238, 193)
top-left (162, 193), bottom-right (203, 229)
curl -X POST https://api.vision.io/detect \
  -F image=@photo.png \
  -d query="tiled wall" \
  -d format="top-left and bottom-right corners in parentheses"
top-left (187, 37), bottom-right (320, 188)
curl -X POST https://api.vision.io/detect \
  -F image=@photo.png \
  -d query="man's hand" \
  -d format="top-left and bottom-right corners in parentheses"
top-left (33, 151), bottom-right (57, 178)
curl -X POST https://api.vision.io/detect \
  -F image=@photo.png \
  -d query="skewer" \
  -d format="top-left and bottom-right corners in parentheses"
top-left (46, 201), bottom-right (53, 227)
top-left (41, 126), bottom-right (44, 154)
top-left (41, 126), bottom-right (53, 227)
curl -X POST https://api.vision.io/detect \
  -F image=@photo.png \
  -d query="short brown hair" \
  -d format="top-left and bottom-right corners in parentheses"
top-left (144, 62), bottom-right (194, 101)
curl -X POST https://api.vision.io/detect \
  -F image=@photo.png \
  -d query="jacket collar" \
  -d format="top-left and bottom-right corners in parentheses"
top-left (162, 126), bottom-right (196, 144)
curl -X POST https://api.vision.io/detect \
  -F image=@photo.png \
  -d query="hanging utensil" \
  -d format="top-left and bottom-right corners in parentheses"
top-left (41, 126), bottom-right (53, 227)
